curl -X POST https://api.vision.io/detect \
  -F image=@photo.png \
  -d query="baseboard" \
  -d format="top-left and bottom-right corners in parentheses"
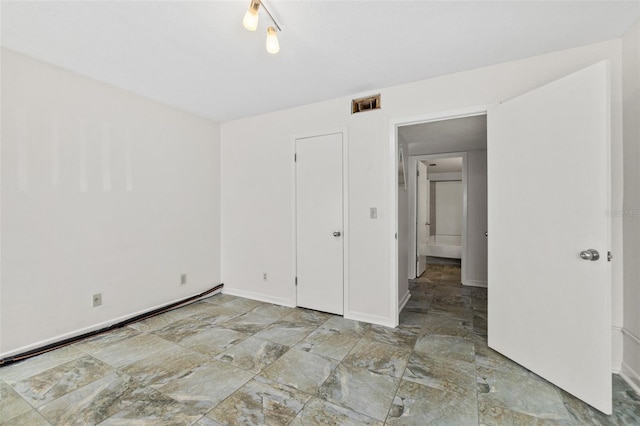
top-left (344, 310), bottom-right (396, 328)
top-left (222, 287), bottom-right (295, 308)
top-left (0, 288), bottom-right (222, 359)
top-left (462, 279), bottom-right (487, 288)
top-left (621, 328), bottom-right (640, 394)
top-left (399, 291), bottom-right (411, 312)
top-left (612, 325), bottom-right (624, 373)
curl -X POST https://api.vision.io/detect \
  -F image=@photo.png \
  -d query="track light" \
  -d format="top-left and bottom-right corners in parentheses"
top-left (266, 26), bottom-right (280, 54)
top-left (242, 0), bottom-right (282, 54)
top-left (242, 0), bottom-right (260, 31)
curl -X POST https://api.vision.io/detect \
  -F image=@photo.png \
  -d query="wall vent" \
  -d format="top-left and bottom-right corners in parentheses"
top-left (351, 94), bottom-right (381, 114)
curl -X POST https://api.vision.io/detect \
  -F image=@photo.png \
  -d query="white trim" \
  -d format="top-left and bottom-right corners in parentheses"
top-left (621, 361), bottom-right (640, 395)
top-left (0, 289), bottom-right (222, 359)
top-left (612, 325), bottom-right (623, 373)
top-left (463, 280), bottom-right (488, 288)
top-left (399, 290), bottom-right (411, 312)
top-left (409, 152), bottom-right (468, 283)
top-left (291, 127), bottom-right (349, 316)
top-left (345, 310), bottom-right (396, 328)
top-left (389, 105), bottom-right (493, 328)
top-left (222, 287), bottom-right (295, 308)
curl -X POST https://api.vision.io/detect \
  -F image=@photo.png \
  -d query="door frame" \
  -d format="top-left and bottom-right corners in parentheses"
top-left (291, 127), bottom-right (349, 313)
top-left (389, 105), bottom-right (492, 325)
top-left (409, 152), bottom-right (468, 281)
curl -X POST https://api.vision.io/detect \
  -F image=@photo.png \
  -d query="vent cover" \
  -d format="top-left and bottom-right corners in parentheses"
top-left (351, 94), bottom-right (381, 114)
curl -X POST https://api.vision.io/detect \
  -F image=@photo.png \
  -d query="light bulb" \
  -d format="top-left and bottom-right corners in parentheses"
top-left (242, 9), bottom-right (259, 31)
top-left (266, 26), bottom-right (280, 54)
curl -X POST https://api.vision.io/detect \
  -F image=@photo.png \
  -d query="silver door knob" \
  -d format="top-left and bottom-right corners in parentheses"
top-left (579, 249), bottom-right (600, 261)
top-left (333, 231), bottom-right (341, 237)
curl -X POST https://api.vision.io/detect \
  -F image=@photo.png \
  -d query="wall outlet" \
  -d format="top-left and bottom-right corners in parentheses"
top-left (263, 273), bottom-right (268, 281)
top-left (180, 273), bottom-right (187, 285)
top-left (92, 293), bottom-right (102, 307)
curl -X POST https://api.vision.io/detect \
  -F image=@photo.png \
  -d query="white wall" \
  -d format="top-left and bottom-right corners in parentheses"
top-left (221, 39), bottom-right (623, 332)
top-left (0, 49), bottom-right (221, 356)
top-left (397, 136), bottom-right (410, 309)
top-left (435, 181), bottom-right (463, 237)
top-left (466, 150), bottom-right (488, 286)
top-left (621, 20), bottom-right (640, 392)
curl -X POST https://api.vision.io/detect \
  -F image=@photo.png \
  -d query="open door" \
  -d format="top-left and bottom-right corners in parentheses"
top-left (488, 61), bottom-right (611, 413)
top-left (416, 161), bottom-right (428, 276)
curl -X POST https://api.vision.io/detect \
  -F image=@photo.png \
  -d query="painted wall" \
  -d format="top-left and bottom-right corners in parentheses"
top-left (621, 20), bottom-right (640, 392)
top-left (221, 39), bottom-right (624, 335)
top-left (0, 49), bottom-right (221, 356)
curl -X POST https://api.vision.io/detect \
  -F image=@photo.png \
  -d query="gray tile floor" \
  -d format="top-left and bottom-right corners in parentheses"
top-left (1, 265), bottom-right (639, 425)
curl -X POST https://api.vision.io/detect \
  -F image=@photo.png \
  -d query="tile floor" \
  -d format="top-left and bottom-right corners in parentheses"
top-left (1, 265), bottom-right (639, 425)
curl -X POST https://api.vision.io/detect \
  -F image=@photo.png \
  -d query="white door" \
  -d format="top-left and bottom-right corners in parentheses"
top-left (296, 133), bottom-right (344, 315)
top-left (416, 162), bottom-right (428, 275)
top-left (488, 61), bottom-right (611, 413)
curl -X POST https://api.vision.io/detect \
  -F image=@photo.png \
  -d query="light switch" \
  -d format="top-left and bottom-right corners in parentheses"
top-left (370, 207), bottom-right (378, 219)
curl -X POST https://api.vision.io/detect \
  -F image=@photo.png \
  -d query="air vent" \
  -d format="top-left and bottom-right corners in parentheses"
top-left (351, 94), bottom-right (381, 114)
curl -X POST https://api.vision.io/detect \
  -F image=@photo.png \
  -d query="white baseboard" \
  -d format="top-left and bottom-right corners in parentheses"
top-left (222, 287), bottom-right (295, 308)
top-left (612, 326), bottom-right (623, 373)
top-left (0, 288), bottom-right (222, 359)
top-left (399, 291), bottom-right (411, 312)
top-left (621, 328), bottom-right (640, 394)
top-left (344, 310), bottom-right (396, 328)
top-left (462, 280), bottom-right (487, 288)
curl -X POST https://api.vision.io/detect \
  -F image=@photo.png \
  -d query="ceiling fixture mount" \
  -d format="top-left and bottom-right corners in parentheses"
top-left (242, 0), bottom-right (282, 54)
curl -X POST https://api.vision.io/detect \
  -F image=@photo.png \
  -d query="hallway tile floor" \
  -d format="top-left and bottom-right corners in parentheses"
top-left (1, 265), bottom-right (639, 425)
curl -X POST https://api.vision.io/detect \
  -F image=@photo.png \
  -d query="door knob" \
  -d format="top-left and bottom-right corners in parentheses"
top-left (579, 249), bottom-right (600, 261)
top-left (333, 231), bottom-right (341, 237)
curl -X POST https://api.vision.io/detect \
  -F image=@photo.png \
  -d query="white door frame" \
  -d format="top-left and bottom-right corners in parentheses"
top-left (409, 152), bottom-right (468, 281)
top-left (292, 127), bottom-right (349, 313)
top-left (388, 105), bottom-right (493, 325)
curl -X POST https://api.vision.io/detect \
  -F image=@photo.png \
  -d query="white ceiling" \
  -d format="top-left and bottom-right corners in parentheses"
top-left (2, 1), bottom-right (639, 122)
top-left (422, 157), bottom-right (463, 174)
top-left (401, 114), bottom-right (487, 154)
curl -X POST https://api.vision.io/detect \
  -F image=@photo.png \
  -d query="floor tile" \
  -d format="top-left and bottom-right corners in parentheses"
top-left (296, 327), bottom-right (361, 361)
top-left (289, 397), bottom-right (383, 426)
top-left (0, 381), bottom-right (32, 423)
top-left (72, 327), bottom-right (141, 354)
top-left (249, 303), bottom-right (294, 320)
top-left (404, 351), bottom-right (476, 393)
top-left (37, 371), bottom-right (145, 425)
top-left (201, 293), bottom-right (238, 305)
top-left (0, 346), bottom-right (85, 384)
top-left (476, 366), bottom-right (572, 422)
top-left (178, 327), bottom-right (248, 356)
top-left (155, 360), bottom-right (254, 413)
top-left (222, 298), bottom-right (266, 313)
top-left (260, 348), bottom-right (337, 394)
top-left (12, 355), bottom-right (113, 407)
top-left (420, 312), bottom-right (473, 339)
top-left (279, 309), bottom-right (333, 327)
top-left (98, 387), bottom-right (201, 425)
top-left (342, 338), bottom-right (411, 378)
top-left (218, 312), bottom-right (277, 335)
top-left (216, 336), bottom-right (288, 373)
top-left (150, 317), bottom-right (212, 344)
top-left (2, 409), bottom-right (52, 426)
top-left (363, 325), bottom-right (417, 348)
top-left (128, 309), bottom-right (194, 333)
top-left (253, 320), bottom-right (316, 346)
top-left (206, 376), bottom-right (310, 426)
top-left (321, 317), bottom-right (369, 336)
top-left (386, 379), bottom-right (478, 425)
top-left (174, 301), bottom-right (227, 318)
top-left (413, 334), bottom-right (475, 363)
top-left (318, 363), bottom-right (400, 421)
top-left (90, 333), bottom-right (174, 368)
top-left (120, 345), bottom-right (208, 389)
top-left (398, 310), bottom-right (427, 332)
top-left (190, 304), bottom-right (245, 327)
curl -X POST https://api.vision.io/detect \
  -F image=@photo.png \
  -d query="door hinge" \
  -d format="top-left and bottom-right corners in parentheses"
top-left (607, 251), bottom-right (613, 262)
top-left (417, 169), bottom-right (420, 177)
top-left (295, 276), bottom-right (298, 285)
top-left (294, 153), bottom-right (297, 162)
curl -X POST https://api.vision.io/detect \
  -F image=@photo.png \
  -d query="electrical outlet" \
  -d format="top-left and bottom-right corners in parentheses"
top-left (263, 273), bottom-right (268, 281)
top-left (181, 273), bottom-right (187, 285)
top-left (92, 293), bottom-right (102, 307)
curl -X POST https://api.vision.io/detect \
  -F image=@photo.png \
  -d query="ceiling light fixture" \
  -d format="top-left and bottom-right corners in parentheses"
top-left (242, 0), bottom-right (282, 54)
